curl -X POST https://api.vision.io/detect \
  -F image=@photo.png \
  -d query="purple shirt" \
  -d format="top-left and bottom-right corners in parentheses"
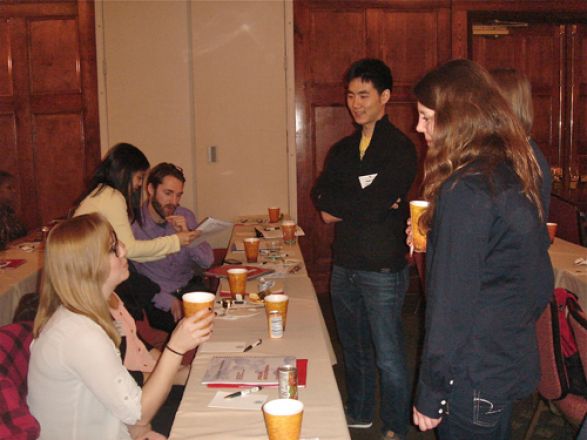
top-left (131, 204), bottom-right (214, 311)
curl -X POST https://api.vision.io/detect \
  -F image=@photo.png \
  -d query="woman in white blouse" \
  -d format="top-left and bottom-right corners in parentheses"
top-left (27, 213), bottom-right (214, 440)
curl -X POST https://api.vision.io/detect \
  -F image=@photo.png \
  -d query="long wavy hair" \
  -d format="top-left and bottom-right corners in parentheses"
top-left (414, 59), bottom-right (543, 229)
top-left (73, 143), bottom-right (149, 224)
top-left (491, 68), bottom-right (534, 136)
top-left (34, 213), bottom-right (121, 346)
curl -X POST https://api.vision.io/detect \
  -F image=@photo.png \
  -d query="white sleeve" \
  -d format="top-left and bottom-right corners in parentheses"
top-left (64, 320), bottom-right (142, 425)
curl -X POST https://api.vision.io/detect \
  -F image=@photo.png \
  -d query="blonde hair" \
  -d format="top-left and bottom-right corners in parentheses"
top-left (491, 68), bottom-right (534, 135)
top-left (34, 213), bottom-right (121, 346)
top-left (414, 59), bottom-right (543, 229)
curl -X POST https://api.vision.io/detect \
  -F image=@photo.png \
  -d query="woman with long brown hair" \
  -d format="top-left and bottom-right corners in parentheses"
top-left (411, 59), bottom-right (553, 439)
top-left (27, 213), bottom-right (213, 439)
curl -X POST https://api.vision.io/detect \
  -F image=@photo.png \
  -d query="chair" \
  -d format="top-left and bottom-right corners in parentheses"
top-left (524, 295), bottom-right (587, 439)
top-left (549, 193), bottom-right (584, 245)
top-left (0, 321), bottom-right (40, 440)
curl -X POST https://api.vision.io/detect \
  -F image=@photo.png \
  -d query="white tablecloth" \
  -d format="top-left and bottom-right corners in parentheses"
top-left (0, 245), bottom-right (43, 325)
top-left (169, 225), bottom-right (349, 440)
top-left (549, 237), bottom-right (587, 308)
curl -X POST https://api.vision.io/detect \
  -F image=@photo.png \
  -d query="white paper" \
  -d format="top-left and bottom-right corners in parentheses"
top-left (208, 391), bottom-right (268, 411)
top-left (358, 173), bottom-right (377, 189)
top-left (189, 217), bottom-right (233, 247)
top-left (198, 341), bottom-right (248, 353)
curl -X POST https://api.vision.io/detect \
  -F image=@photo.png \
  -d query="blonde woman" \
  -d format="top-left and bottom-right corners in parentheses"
top-left (27, 213), bottom-right (213, 439)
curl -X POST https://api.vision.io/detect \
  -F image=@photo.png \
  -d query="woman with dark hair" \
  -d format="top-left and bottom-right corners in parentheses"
top-left (27, 213), bottom-right (213, 439)
top-left (74, 143), bottom-right (197, 262)
top-left (0, 170), bottom-right (27, 249)
top-left (411, 59), bottom-right (553, 439)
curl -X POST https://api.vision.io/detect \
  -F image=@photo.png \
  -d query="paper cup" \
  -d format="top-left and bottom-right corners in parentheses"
top-left (547, 222), bottom-right (558, 244)
top-left (182, 292), bottom-right (215, 318)
top-left (244, 237), bottom-right (260, 263)
top-left (282, 220), bottom-right (297, 245)
top-left (410, 200), bottom-right (429, 252)
top-left (227, 268), bottom-right (248, 297)
top-left (264, 294), bottom-right (289, 330)
top-left (268, 207), bottom-right (281, 223)
top-left (262, 399), bottom-right (304, 440)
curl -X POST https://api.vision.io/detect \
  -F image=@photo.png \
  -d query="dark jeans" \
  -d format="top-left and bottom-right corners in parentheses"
top-left (331, 264), bottom-right (410, 436)
top-left (437, 380), bottom-right (513, 440)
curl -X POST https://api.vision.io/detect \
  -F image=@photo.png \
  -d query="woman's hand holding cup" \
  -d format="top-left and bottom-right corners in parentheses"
top-left (169, 308), bottom-right (214, 354)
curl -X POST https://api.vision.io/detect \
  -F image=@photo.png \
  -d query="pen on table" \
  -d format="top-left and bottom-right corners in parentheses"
top-left (243, 338), bottom-right (262, 352)
top-left (224, 386), bottom-right (263, 399)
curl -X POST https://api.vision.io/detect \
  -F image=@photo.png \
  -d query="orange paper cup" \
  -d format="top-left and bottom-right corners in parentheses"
top-left (244, 237), bottom-right (260, 263)
top-left (227, 268), bottom-right (248, 298)
top-left (182, 292), bottom-right (215, 318)
top-left (546, 222), bottom-right (558, 244)
top-left (282, 220), bottom-right (297, 245)
top-left (410, 200), bottom-right (430, 252)
top-left (268, 207), bottom-right (281, 223)
top-left (264, 294), bottom-right (289, 331)
top-left (262, 399), bottom-right (304, 440)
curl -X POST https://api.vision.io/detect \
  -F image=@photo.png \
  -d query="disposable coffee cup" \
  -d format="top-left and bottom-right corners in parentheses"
top-left (262, 398), bottom-right (304, 440)
top-left (410, 200), bottom-right (430, 253)
top-left (268, 207), bottom-right (281, 223)
top-left (227, 268), bottom-right (248, 298)
top-left (282, 220), bottom-right (297, 245)
top-left (547, 222), bottom-right (558, 244)
top-left (264, 294), bottom-right (289, 330)
top-left (182, 292), bottom-right (215, 318)
top-left (244, 237), bottom-right (260, 263)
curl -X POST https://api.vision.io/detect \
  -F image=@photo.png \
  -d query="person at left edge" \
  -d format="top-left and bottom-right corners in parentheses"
top-left (131, 163), bottom-right (214, 332)
top-left (312, 58), bottom-right (417, 440)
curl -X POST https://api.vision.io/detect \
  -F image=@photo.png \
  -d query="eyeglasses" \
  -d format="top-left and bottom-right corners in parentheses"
top-left (110, 233), bottom-right (120, 257)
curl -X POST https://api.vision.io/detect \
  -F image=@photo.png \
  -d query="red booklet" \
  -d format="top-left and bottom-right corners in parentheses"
top-left (205, 265), bottom-right (274, 280)
top-left (206, 358), bottom-right (308, 388)
top-left (0, 259), bottom-right (26, 269)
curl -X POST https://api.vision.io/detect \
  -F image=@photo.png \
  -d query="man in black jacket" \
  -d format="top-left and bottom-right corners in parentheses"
top-left (312, 59), bottom-right (417, 440)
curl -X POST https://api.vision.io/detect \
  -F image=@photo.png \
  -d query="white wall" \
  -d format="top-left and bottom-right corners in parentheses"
top-left (95, 0), bottom-right (294, 248)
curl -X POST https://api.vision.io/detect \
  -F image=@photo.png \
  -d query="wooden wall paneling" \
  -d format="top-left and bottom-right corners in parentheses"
top-left (295, 0), bottom-right (452, 293)
top-left (471, 24), bottom-right (564, 168)
top-left (33, 114), bottom-right (84, 224)
top-left (570, 24), bottom-right (587, 176)
top-left (0, 1), bottom-right (100, 230)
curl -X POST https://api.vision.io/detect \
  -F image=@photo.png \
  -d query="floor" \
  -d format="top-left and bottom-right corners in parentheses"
top-left (317, 270), bottom-right (578, 440)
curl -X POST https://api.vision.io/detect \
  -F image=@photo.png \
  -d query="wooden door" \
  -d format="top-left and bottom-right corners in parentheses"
top-left (569, 24), bottom-right (587, 177)
top-left (0, 1), bottom-right (100, 230)
top-left (472, 23), bottom-right (564, 170)
top-left (295, 0), bottom-right (451, 293)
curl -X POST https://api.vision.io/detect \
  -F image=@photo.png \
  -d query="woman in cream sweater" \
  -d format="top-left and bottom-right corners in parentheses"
top-left (74, 143), bottom-right (198, 262)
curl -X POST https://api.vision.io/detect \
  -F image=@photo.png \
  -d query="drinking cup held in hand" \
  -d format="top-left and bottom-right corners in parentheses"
top-left (262, 398), bottom-right (304, 440)
top-left (182, 292), bottom-right (215, 318)
top-left (410, 200), bottom-right (430, 252)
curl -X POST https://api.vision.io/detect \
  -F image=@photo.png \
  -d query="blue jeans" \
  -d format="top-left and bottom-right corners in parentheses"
top-left (331, 265), bottom-right (410, 436)
top-left (437, 380), bottom-right (513, 440)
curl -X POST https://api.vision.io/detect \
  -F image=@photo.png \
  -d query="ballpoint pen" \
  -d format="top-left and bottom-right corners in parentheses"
top-left (224, 386), bottom-right (263, 399)
top-left (243, 338), bottom-right (263, 352)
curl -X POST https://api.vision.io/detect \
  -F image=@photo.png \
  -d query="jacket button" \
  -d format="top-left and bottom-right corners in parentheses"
top-left (438, 409), bottom-right (444, 414)
top-left (441, 400), bottom-right (446, 405)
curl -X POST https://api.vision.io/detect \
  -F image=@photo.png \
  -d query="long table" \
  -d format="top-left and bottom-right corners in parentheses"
top-left (169, 220), bottom-right (350, 439)
top-left (549, 237), bottom-right (587, 308)
top-left (0, 244), bottom-right (43, 325)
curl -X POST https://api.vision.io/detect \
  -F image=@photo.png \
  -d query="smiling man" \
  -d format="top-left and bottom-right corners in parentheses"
top-left (131, 163), bottom-right (214, 332)
top-left (312, 59), bottom-right (417, 440)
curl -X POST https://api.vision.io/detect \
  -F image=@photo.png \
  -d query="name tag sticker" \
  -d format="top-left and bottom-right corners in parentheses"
top-left (359, 173), bottom-right (378, 189)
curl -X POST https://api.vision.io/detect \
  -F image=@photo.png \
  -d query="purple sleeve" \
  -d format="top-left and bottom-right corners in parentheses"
top-left (151, 291), bottom-right (176, 312)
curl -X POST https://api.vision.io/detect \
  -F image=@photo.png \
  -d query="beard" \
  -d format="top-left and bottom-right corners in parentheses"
top-left (152, 199), bottom-right (176, 219)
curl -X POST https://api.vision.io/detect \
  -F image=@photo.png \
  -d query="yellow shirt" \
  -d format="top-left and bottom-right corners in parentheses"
top-left (359, 133), bottom-right (372, 160)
